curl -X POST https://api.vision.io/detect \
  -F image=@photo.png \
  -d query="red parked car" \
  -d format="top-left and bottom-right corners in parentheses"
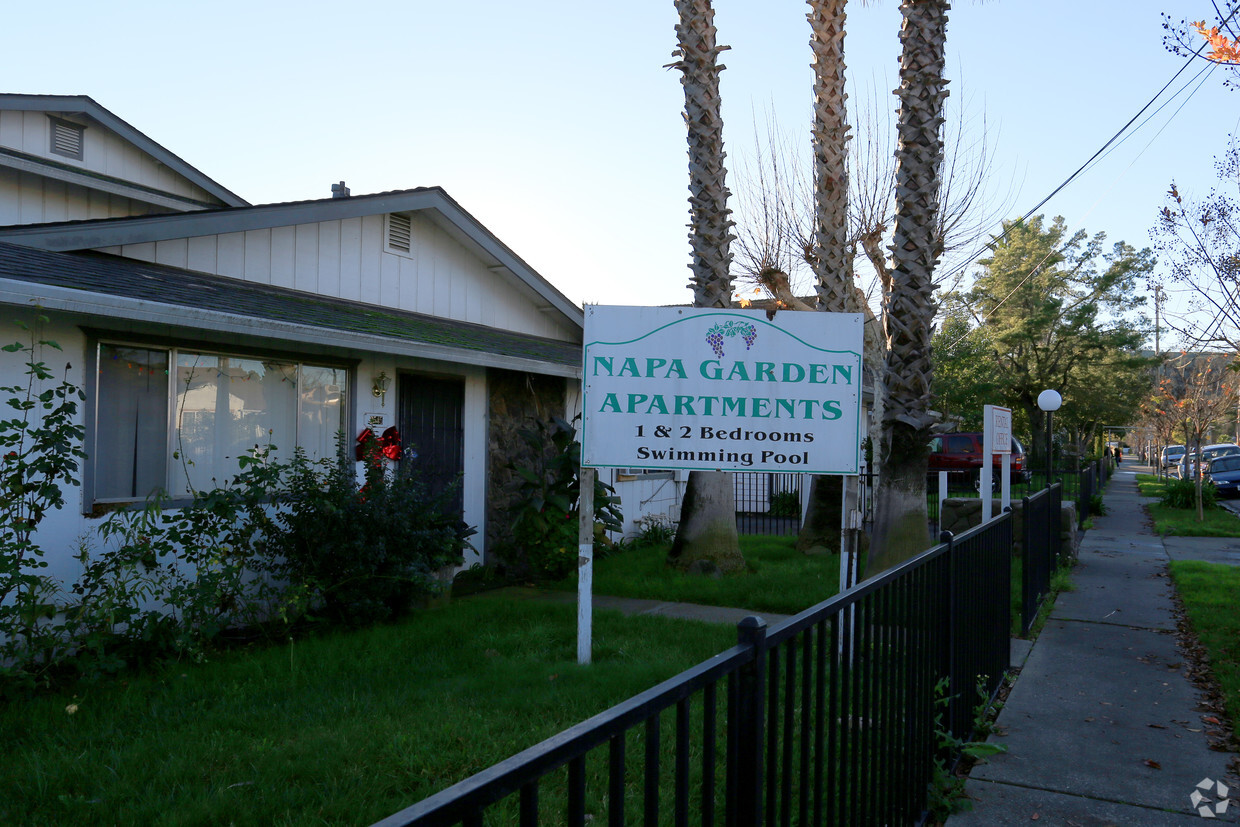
top-left (927, 432), bottom-right (1031, 486)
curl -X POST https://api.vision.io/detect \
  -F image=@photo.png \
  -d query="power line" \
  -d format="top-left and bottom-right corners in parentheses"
top-left (940, 16), bottom-right (1230, 348)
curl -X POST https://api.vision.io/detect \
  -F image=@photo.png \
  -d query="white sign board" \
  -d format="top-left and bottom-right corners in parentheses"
top-left (582, 306), bottom-right (863, 474)
top-left (981, 403), bottom-right (1013, 523)
top-left (989, 406), bottom-right (1012, 454)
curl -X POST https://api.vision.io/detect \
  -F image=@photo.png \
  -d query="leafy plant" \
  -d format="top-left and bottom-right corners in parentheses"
top-left (0, 316), bottom-right (86, 690)
top-left (1159, 476), bottom-right (1218, 510)
top-left (632, 515), bottom-right (677, 548)
top-left (768, 490), bottom-right (800, 518)
top-left (926, 675), bottom-right (1007, 821)
top-left (263, 438), bottom-right (474, 626)
top-left (84, 444), bottom-right (286, 663)
top-left (506, 415), bottom-right (622, 580)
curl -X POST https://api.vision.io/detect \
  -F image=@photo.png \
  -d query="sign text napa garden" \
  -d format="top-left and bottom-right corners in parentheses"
top-left (581, 306), bottom-right (863, 474)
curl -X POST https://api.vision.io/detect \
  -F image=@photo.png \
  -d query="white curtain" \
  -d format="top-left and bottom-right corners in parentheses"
top-left (173, 354), bottom-right (298, 495)
top-left (94, 344), bottom-right (169, 500)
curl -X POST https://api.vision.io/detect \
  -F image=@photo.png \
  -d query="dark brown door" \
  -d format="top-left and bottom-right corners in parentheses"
top-left (398, 374), bottom-right (464, 514)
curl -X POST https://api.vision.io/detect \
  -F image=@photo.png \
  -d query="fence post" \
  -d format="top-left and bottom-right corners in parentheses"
top-left (939, 529), bottom-right (961, 740)
top-left (1020, 495), bottom-right (1033, 634)
top-left (735, 616), bottom-right (767, 827)
top-left (1049, 484), bottom-right (1060, 566)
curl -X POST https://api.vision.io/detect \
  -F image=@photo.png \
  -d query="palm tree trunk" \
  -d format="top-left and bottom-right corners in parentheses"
top-left (667, 0), bottom-right (744, 572)
top-left (807, 0), bottom-right (857, 315)
top-left (866, 0), bottom-right (950, 577)
top-left (798, 0), bottom-right (860, 562)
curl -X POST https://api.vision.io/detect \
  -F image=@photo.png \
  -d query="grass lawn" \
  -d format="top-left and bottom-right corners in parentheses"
top-left (1135, 473), bottom-right (1168, 498)
top-left (1169, 561), bottom-right (1240, 729)
top-left (0, 594), bottom-right (733, 826)
top-left (561, 532), bottom-right (1053, 639)
top-left (1145, 503), bottom-right (1240, 537)
top-left (550, 534), bottom-right (842, 616)
top-left (1135, 474), bottom-right (1240, 537)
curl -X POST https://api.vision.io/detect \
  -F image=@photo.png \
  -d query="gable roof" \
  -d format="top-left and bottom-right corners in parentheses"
top-left (0, 186), bottom-right (584, 328)
top-left (0, 242), bottom-right (581, 377)
top-left (0, 94), bottom-right (248, 208)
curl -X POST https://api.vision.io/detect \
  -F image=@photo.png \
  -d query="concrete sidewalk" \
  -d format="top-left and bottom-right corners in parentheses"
top-left (487, 585), bottom-right (792, 628)
top-left (952, 463), bottom-right (1238, 825)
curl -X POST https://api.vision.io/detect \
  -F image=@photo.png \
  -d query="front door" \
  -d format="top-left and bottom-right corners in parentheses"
top-left (398, 374), bottom-right (465, 515)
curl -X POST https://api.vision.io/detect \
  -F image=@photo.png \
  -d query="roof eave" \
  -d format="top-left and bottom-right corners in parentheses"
top-left (0, 277), bottom-right (582, 379)
top-left (0, 187), bottom-right (584, 330)
top-left (0, 94), bottom-right (248, 208)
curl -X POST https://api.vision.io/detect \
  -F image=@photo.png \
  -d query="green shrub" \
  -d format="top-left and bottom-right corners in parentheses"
top-left (505, 416), bottom-right (622, 580)
top-left (80, 444), bottom-right (287, 668)
top-left (0, 318), bottom-right (87, 692)
top-left (1159, 476), bottom-right (1218, 510)
top-left (263, 440), bottom-right (474, 626)
top-left (4, 430), bottom-right (474, 695)
top-left (632, 515), bottom-right (677, 548)
top-left (769, 490), bottom-right (800, 518)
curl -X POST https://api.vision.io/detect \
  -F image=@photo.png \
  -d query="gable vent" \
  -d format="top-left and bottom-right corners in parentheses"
top-left (387, 213), bottom-right (412, 253)
top-left (48, 117), bottom-right (85, 160)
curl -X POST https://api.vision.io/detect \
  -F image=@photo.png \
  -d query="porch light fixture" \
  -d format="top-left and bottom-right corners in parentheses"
top-left (1037, 389), bottom-right (1062, 489)
top-left (372, 371), bottom-right (391, 406)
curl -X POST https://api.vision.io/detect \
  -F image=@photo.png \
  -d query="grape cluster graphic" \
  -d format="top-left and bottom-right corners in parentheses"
top-left (704, 321), bottom-right (757, 358)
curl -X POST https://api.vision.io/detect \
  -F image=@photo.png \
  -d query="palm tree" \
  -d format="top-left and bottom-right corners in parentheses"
top-left (807, 0), bottom-right (859, 316)
top-left (796, 0), bottom-right (865, 568)
top-left (666, 0), bottom-right (746, 573)
top-left (866, 0), bottom-right (950, 576)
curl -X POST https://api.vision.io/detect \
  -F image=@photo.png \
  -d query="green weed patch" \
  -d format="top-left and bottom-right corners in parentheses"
top-left (1169, 561), bottom-right (1240, 730)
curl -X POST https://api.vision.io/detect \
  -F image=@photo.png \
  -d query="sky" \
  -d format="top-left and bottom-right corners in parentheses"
top-left (5, 1), bottom-right (1237, 349)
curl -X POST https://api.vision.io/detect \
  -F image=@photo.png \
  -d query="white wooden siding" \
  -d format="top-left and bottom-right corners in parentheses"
top-left (98, 213), bottom-right (579, 342)
top-left (0, 110), bottom-right (218, 204)
top-left (0, 167), bottom-right (150, 225)
top-left (612, 471), bottom-right (684, 538)
top-left (0, 314), bottom-right (497, 593)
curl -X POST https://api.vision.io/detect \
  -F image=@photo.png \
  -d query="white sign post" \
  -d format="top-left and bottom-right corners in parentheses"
top-left (577, 467), bottom-right (594, 665)
top-left (982, 405), bottom-right (1013, 524)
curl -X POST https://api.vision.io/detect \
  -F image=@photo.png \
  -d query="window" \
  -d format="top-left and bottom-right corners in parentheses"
top-left (617, 469), bottom-right (675, 479)
top-left (94, 342), bottom-right (347, 501)
top-left (942, 435), bottom-right (974, 454)
top-left (48, 116), bottom-right (86, 160)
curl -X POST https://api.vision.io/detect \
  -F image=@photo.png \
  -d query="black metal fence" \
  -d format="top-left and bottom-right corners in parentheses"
top-left (373, 515), bottom-right (1016, 827)
top-left (1077, 463), bottom-right (1097, 526)
top-left (929, 458), bottom-right (1110, 533)
top-left (733, 473), bottom-right (876, 537)
top-left (734, 472), bottom-right (803, 536)
top-left (1020, 484), bottom-right (1063, 634)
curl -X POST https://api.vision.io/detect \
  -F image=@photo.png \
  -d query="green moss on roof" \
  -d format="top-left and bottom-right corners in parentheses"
top-left (0, 243), bottom-right (580, 367)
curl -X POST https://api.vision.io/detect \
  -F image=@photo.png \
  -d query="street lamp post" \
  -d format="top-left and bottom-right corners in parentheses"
top-left (1038, 390), bottom-right (1062, 489)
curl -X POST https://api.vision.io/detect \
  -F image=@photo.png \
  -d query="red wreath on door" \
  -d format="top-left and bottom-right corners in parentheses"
top-left (356, 426), bottom-right (403, 462)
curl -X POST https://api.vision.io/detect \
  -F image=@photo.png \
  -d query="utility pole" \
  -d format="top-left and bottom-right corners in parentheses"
top-left (1154, 284), bottom-right (1163, 382)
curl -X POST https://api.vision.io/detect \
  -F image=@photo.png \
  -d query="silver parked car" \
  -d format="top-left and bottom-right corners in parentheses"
top-left (1161, 445), bottom-right (1186, 469)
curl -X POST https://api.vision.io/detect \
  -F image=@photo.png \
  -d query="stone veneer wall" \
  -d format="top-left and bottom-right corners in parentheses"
top-left (939, 497), bottom-right (1079, 559)
top-left (486, 369), bottom-right (567, 569)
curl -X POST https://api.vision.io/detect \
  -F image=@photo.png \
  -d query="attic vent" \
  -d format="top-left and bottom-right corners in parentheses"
top-left (387, 213), bottom-right (412, 254)
top-left (48, 117), bottom-right (85, 160)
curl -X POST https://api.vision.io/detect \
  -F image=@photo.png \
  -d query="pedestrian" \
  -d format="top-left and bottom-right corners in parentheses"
top-left (1113, 445), bottom-right (1122, 464)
